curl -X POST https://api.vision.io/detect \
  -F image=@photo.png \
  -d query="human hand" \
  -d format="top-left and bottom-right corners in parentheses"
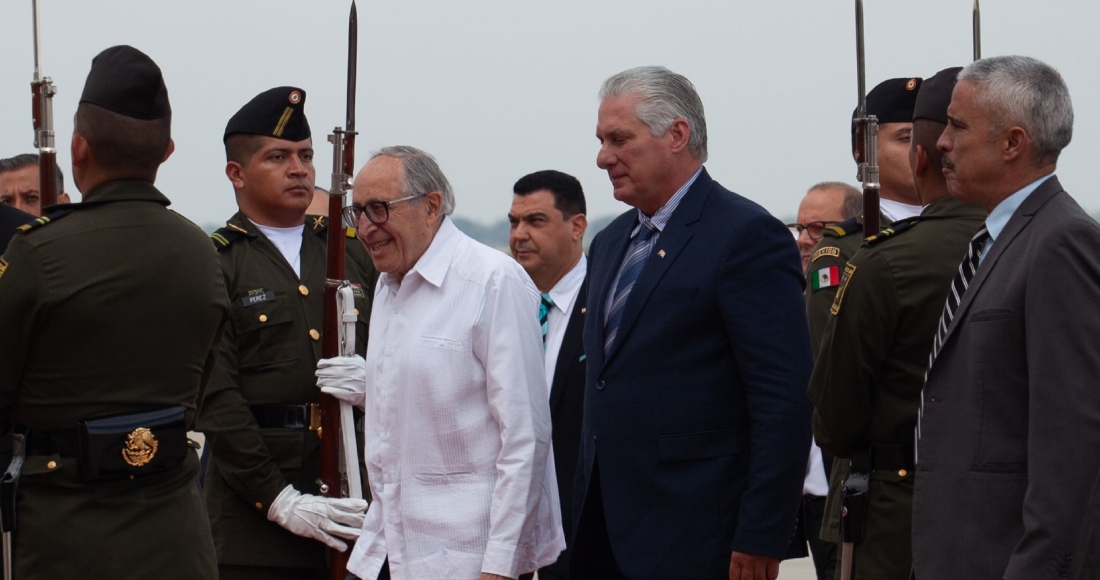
top-left (266, 484), bottom-right (368, 551)
top-left (729, 551), bottom-right (780, 580)
top-left (316, 355), bottom-right (367, 407)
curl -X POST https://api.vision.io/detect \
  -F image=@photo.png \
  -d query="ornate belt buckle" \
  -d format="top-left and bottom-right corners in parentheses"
top-left (122, 427), bottom-right (158, 467)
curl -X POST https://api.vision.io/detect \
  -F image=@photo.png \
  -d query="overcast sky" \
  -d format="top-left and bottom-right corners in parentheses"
top-left (1, 0), bottom-right (1097, 227)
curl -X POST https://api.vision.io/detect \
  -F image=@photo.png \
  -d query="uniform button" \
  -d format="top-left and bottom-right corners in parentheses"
top-left (354, 308), bottom-right (360, 315)
top-left (596, 380), bottom-right (606, 390)
top-left (310, 329), bottom-right (320, 340)
top-left (255, 502), bottom-right (263, 510)
top-left (898, 469), bottom-right (908, 477)
top-left (46, 461), bottom-right (57, 470)
top-left (299, 284), bottom-right (310, 296)
top-left (259, 314), bottom-right (268, 323)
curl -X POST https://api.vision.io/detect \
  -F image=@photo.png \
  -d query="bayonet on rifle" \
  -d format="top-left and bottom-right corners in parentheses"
top-left (320, 3), bottom-right (360, 578)
top-left (30, 0), bottom-right (59, 209)
top-left (973, 0), bottom-right (981, 61)
top-left (853, 0), bottom-right (880, 238)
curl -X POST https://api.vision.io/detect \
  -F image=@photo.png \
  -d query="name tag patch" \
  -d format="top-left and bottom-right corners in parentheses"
top-left (812, 246), bottom-right (841, 263)
top-left (241, 289), bottom-right (276, 307)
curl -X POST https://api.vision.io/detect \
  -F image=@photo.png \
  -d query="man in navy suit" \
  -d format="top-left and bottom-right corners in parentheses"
top-left (508, 169), bottom-right (589, 580)
top-left (571, 66), bottom-right (813, 580)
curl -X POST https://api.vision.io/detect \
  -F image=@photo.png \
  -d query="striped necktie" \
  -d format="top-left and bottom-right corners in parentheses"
top-left (917, 225), bottom-right (990, 451)
top-left (604, 220), bottom-right (657, 356)
top-left (539, 293), bottom-right (554, 348)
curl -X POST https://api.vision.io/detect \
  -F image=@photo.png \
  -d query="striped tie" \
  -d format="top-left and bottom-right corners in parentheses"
top-left (539, 293), bottom-right (554, 348)
top-left (917, 225), bottom-right (990, 450)
top-left (604, 221), bottom-right (657, 356)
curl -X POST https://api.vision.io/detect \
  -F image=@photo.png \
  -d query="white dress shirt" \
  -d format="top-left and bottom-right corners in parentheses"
top-left (543, 254), bottom-right (586, 389)
top-left (879, 198), bottom-right (923, 223)
top-left (347, 217), bottom-right (565, 580)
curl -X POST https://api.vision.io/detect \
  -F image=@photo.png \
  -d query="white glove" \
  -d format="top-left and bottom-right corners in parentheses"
top-left (267, 484), bottom-right (368, 552)
top-left (316, 355), bottom-right (367, 408)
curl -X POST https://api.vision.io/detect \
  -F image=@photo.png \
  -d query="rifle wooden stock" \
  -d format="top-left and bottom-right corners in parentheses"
top-left (31, 81), bottom-right (59, 209)
top-left (321, 184), bottom-right (350, 579)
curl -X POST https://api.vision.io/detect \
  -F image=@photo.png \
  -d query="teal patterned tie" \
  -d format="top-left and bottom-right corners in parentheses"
top-left (539, 293), bottom-right (554, 348)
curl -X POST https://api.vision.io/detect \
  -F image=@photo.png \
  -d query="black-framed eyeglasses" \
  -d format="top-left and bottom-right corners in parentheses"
top-left (342, 194), bottom-right (422, 226)
top-left (786, 221), bottom-right (839, 242)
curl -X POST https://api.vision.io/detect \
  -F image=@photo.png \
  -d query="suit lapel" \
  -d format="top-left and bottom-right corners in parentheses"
top-left (550, 280), bottom-right (587, 413)
top-left (939, 176), bottom-right (1063, 348)
top-left (604, 170), bottom-right (710, 363)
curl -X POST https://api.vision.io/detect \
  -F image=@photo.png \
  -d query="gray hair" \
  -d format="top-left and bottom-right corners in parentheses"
top-left (0, 153), bottom-right (64, 193)
top-left (808, 181), bottom-right (862, 219)
top-left (959, 55), bottom-right (1073, 165)
top-left (369, 145), bottom-right (455, 218)
top-left (599, 66), bottom-right (708, 162)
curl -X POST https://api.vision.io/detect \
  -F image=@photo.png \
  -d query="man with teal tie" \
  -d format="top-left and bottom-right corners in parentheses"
top-left (508, 169), bottom-right (589, 579)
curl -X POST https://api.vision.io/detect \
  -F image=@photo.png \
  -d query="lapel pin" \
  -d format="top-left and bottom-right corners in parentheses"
top-left (658, 249), bottom-right (666, 259)
top-left (581, 308), bottom-right (586, 314)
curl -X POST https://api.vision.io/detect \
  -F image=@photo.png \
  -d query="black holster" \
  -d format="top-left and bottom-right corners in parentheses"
top-left (840, 452), bottom-right (871, 544)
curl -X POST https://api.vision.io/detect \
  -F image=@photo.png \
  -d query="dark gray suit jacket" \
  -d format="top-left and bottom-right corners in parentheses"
top-left (913, 176), bottom-right (1100, 579)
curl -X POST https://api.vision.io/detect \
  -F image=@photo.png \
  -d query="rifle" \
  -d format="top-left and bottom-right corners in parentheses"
top-left (973, 0), bottom-right (981, 61)
top-left (30, 0), bottom-right (60, 209)
top-left (852, 0), bottom-right (880, 238)
top-left (319, 3), bottom-right (360, 578)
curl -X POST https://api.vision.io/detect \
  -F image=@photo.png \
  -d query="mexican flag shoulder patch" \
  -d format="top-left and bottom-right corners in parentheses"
top-left (810, 265), bottom-right (840, 292)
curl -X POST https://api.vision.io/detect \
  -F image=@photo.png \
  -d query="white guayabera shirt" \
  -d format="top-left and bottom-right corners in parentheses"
top-left (346, 217), bottom-right (565, 580)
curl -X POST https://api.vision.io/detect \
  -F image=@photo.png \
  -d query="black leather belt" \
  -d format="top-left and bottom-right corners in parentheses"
top-left (851, 443), bottom-right (914, 473)
top-left (26, 430), bottom-right (80, 458)
top-left (250, 404), bottom-right (321, 431)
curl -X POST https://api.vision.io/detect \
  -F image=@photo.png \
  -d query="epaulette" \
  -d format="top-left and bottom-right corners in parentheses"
top-left (863, 217), bottom-right (921, 246)
top-left (15, 209), bottom-right (72, 234)
top-left (210, 223), bottom-right (250, 251)
top-left (823, 217), bottom-right (862, 239)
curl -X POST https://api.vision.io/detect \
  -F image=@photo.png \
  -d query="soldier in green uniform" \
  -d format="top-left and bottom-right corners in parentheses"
top-left (198, 87), bottom-right (379, 580)
top-left (805, 78), bottom-right (925, 563)
top-left (805, 77), bottom-right (924, 354)
top-left (0, 46), bottom-right (228, 579)
top-left (808, 67), bottom-right (986, 579)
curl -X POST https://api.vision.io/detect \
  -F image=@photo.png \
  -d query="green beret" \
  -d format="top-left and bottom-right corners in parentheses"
top-left (913, 67), bottom-right (962, 124)
top-left (79, 45), bottom-right (170, 120)
top-left (224, 86), bottom-right (311, 143)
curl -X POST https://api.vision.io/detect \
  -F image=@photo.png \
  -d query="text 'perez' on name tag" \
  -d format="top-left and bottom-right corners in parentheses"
top-left (241, 289), bottom-right (276, 307)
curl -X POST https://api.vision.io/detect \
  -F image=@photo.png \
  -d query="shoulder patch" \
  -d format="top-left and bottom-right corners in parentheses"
top-left (210, 226), bottom-right (247, 251)
top-left (811, 246), bottom-right (841, 263)
top-left (0, 257), bottom-right (7, 279)
top-left (809, 264), bottom-right (841, 292)
top-left (830, 262), bottom-right (858, 316)
top-left (15, 209), bottom-right (71, 234)
top-left (864, 217), bottom-right (920, 246)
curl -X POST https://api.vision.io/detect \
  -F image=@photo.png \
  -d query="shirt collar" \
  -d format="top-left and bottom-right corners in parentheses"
top-left (985, 173), bottom-right (1054, 242)
top-left (547, 254), bottom-right (586, 314)
top-left (378, 216), bottom-right (461, 292)
top-left (631, 166), bottom-right (703, 237)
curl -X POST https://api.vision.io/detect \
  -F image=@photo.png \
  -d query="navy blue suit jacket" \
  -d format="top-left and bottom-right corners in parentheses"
top-left (577, 168), bottom-right (813, 579)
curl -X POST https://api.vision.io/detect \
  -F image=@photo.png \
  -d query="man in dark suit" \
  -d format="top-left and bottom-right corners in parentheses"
top-left (913, 55), bottom-right (1100, 579)
top-left (0, 203), bottom-right (33, 254)
top-left (571, 65), bottom-right (813, 580)
top-left (507, 169), bottom-right (588, 579)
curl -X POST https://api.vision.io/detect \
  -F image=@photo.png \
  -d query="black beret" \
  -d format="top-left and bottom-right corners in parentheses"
top-left (913, 67), bottom-right (962, 124)
top-left (224, 86), bottom-right (311, 143)
top-left (79, 45), bottom-right (170, 120)
top-left (851, 77), bottom-right (922, 152)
